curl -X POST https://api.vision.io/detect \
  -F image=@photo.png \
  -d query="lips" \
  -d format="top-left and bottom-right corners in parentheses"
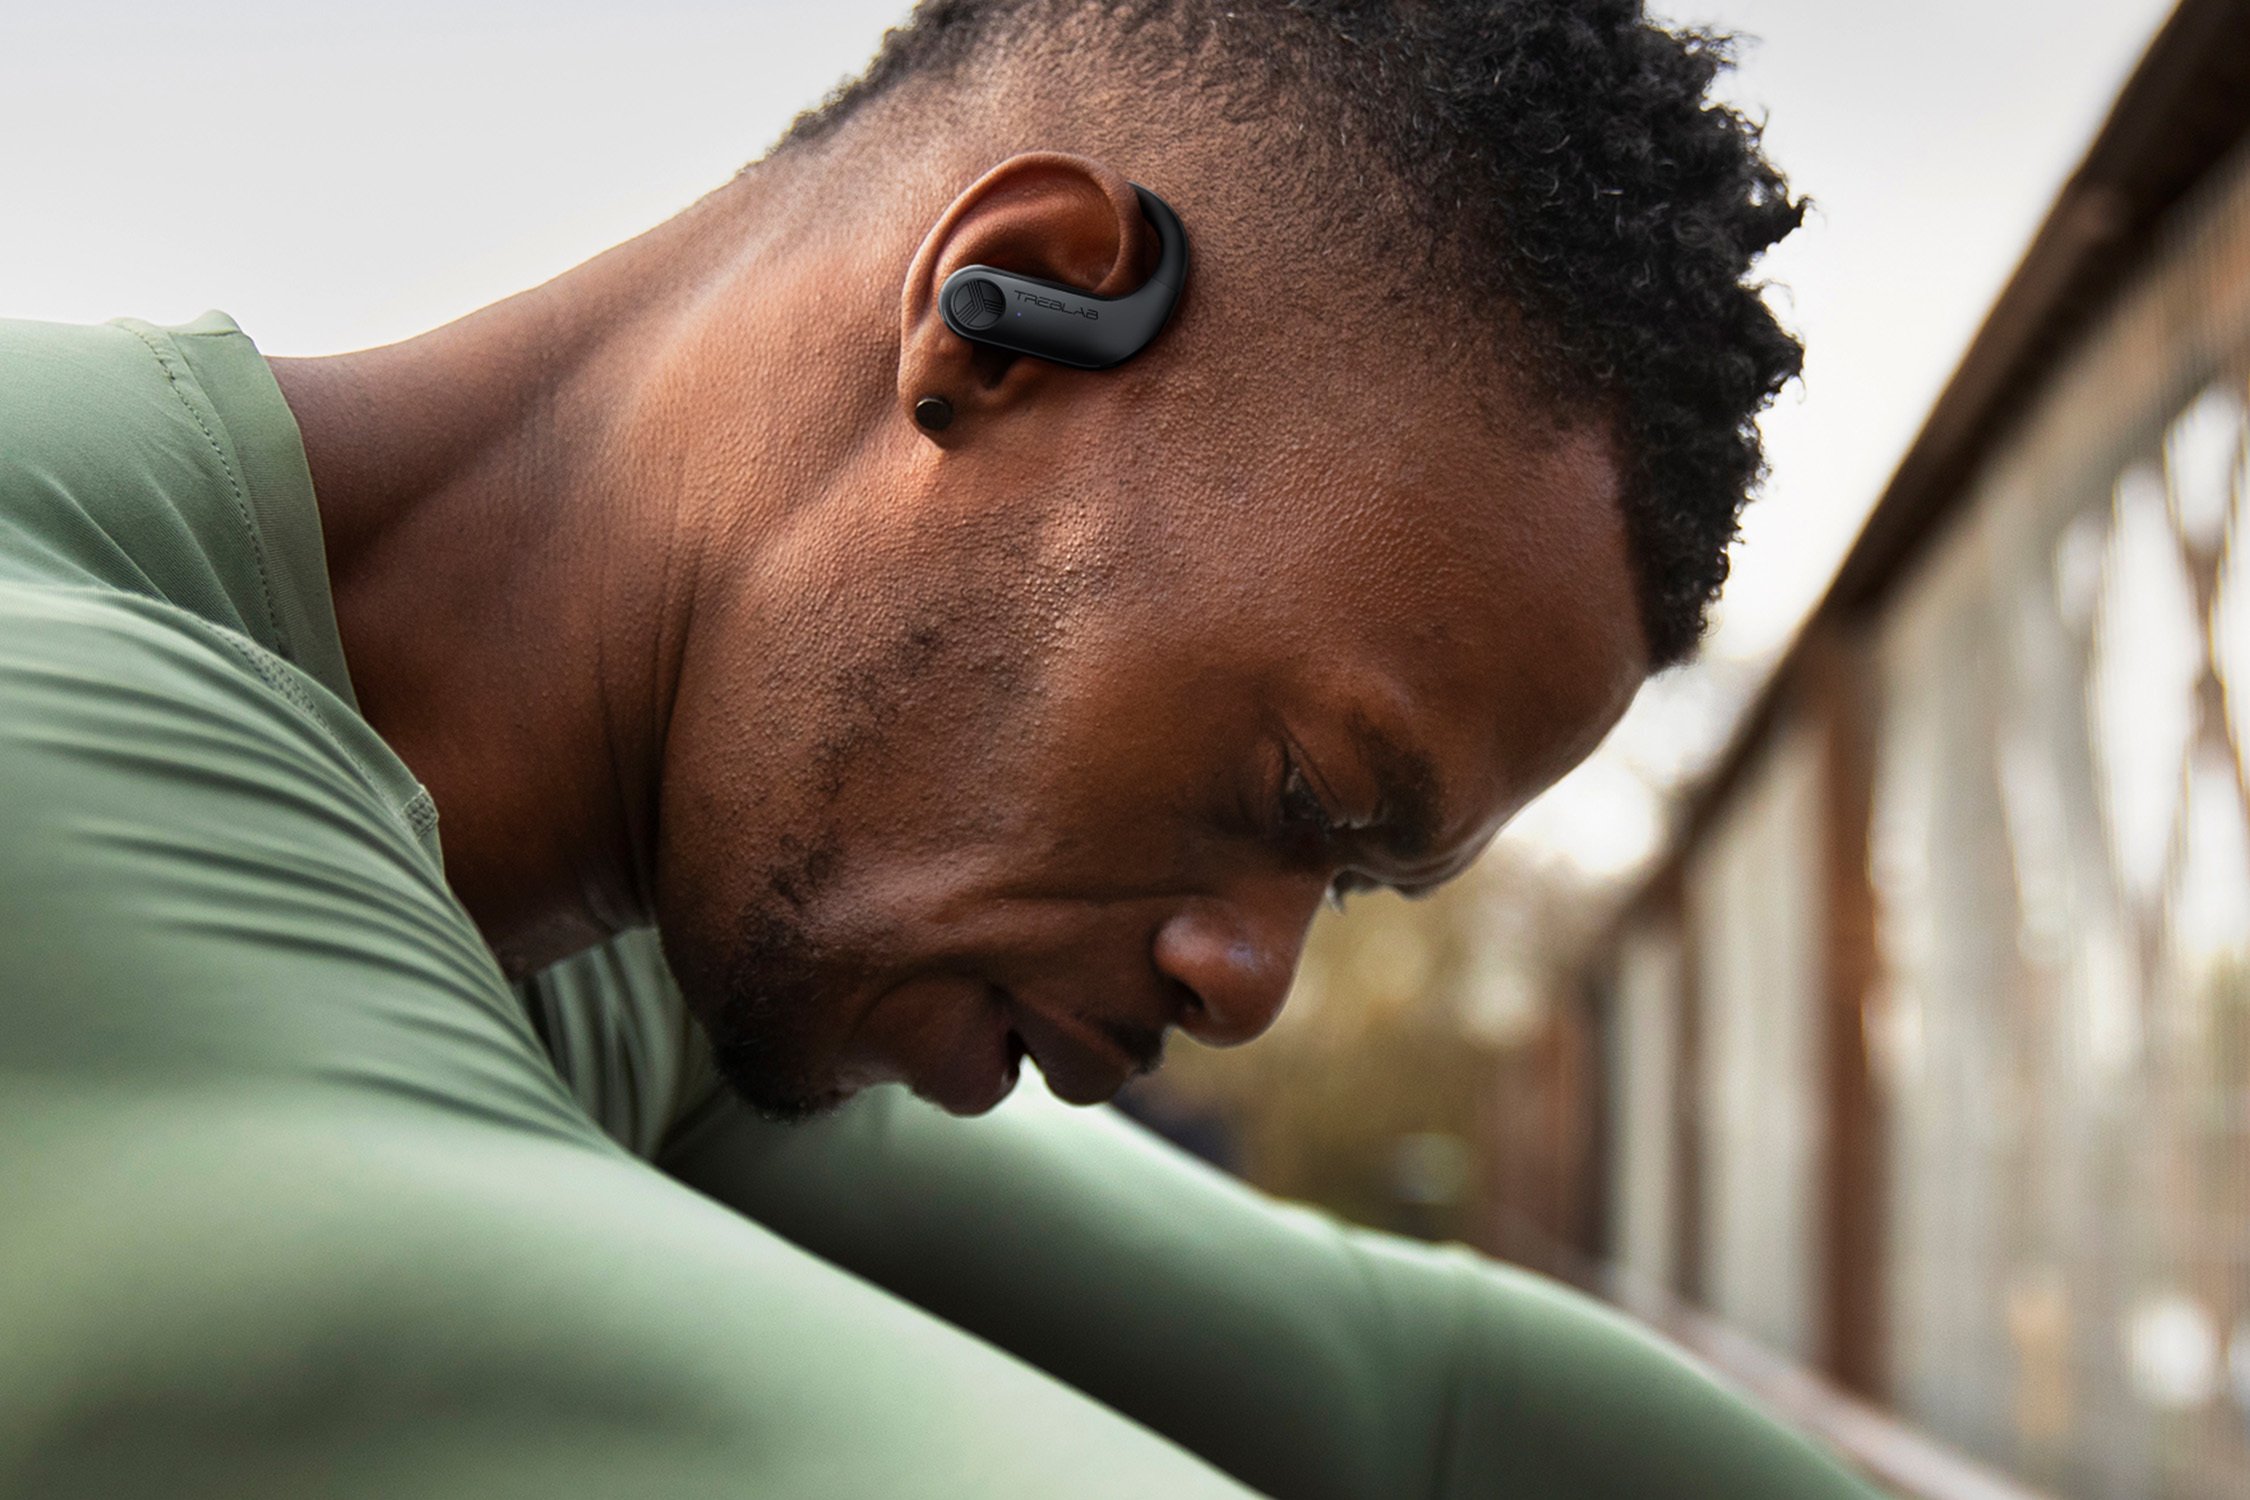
top-left (882, 978), bottom-right (1154, 1116)
top-left (1010, 1002), bottom-right (1142, 1106)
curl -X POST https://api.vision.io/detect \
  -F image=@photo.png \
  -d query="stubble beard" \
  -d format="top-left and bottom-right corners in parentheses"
top-left (706, 828), bottom-right (853, 1124)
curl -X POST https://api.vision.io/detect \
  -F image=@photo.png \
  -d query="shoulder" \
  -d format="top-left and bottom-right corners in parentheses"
top-left (0, 581), bottom-right (430, 892)
top-left (0, 583), bottom-right (539, 1080)
top-left (2, 580), bottom-right (337, 765)
top-left (0, 579), bottom-right (589, 1137)
top-left (0, 577), bottom-right (283, 714)
top-left (0, 315), bottom-right (277, 633)
top-left (0, 317), bottom-right (209, 475)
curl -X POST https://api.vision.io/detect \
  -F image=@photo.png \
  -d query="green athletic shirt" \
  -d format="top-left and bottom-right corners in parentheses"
top-left (0, 311), bottom-right (702, 1156)
top-left (0, 313), bottom-right (1884, 1499)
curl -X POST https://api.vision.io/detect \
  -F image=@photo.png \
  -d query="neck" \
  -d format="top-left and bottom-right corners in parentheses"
top-left (272, 147), bottom-right (899, 976)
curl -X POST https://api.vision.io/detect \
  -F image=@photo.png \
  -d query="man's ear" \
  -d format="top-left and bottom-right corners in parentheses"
top-left (899, 153), bottom-right (1160, 439)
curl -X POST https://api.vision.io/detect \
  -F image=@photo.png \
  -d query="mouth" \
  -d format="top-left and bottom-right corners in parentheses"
top-left (1010, 997), bottom-right (1157, 1107)
top-left (891, 979), bottom-right (1159, 1117)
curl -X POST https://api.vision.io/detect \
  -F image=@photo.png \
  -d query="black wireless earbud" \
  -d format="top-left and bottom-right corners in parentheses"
top-left (937, 184), bottom-right (1187, 370)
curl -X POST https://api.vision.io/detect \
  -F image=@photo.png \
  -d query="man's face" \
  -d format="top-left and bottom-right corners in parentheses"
top-left (653, 332), bottom-right (1647, 1122)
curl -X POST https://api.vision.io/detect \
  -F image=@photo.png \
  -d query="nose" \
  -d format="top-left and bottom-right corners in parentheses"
top-left (1153, 884), bottom-right (1322, 1048)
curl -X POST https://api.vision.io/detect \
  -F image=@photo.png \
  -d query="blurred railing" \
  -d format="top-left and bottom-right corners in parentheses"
top-left (1583, 6), bottom-right (2250, 1494)
top-left (1603, 1269), bottom-right (2060, 1500)
top-left (1493, 1212), bottom-right (2057, 1500)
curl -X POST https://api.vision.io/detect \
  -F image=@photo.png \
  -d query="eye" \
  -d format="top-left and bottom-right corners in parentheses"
top-left (1277, 760), bottom-right (1338, 842)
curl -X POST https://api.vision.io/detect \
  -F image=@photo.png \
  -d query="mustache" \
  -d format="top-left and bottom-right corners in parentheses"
top-left (1102, 1017), bottom-right (1167, 1077)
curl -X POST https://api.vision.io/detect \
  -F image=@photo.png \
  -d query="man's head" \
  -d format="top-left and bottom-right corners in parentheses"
top-left (632, 0), bottom-right (1801, 1120)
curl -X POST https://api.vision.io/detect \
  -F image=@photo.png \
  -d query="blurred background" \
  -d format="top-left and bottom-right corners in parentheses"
top-left (6, 2), bottom-right (2245, 1496)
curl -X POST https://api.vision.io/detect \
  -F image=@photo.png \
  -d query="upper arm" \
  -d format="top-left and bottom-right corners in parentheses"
top-left (663, 1081), bottom-right (1437, 1498)
top-left (2, 584), bottom-right (1274, 1500)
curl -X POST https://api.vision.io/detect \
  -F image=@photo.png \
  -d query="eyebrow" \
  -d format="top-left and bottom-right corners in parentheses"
top-left (1350, 717), bottom-right (1446, 867)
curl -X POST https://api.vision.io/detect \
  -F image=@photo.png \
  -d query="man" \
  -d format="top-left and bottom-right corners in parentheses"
top-left (0, 1), bottom-right (1870, 1496)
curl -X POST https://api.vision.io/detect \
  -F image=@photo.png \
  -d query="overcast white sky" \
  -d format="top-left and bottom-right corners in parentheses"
top-left (0, 0), bottom-right (2187, 874)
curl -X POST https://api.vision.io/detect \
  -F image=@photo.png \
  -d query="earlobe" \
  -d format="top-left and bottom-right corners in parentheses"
top-left (897, 152), bottom-right (1165, 438)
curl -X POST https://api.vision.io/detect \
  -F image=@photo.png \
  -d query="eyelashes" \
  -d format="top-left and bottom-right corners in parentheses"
top-left (1278, 760), bottom-right (1340, 842)
top-left (1278, 756), bottom-right (1366, 912)
top-left (1272, 741), bottom-right (1432, 914)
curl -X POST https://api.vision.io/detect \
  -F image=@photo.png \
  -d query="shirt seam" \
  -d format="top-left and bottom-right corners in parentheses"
top-left (210, 629), bottom-right (430, 845)
top-left (118, 322), bottom-right (288, 660)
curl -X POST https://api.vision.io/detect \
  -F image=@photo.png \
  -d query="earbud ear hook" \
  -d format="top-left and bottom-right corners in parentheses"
top-left (937, 183), bottom-right (1189, 372)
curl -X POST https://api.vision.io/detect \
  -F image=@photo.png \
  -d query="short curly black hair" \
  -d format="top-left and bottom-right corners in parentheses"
top-left (787, 0), bottom-right (1804, 667)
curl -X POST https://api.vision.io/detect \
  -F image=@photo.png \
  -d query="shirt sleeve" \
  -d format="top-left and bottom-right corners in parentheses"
top-left (0, 582), bottom-right (1265, 1500)
top-left (661, 1075), bottom-right (1887, 1500)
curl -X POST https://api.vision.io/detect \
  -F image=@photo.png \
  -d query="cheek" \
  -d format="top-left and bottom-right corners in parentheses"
top-left (650, 563), bottom-right (1260, 975)
top-left (1006, 651), bottom-right (1261, 878)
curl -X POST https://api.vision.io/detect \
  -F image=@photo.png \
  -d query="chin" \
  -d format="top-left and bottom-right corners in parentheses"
top-left (708, 1035), bottom-right (853, 1125)
top-left (733, 1082), bottom-right (856, 1127)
